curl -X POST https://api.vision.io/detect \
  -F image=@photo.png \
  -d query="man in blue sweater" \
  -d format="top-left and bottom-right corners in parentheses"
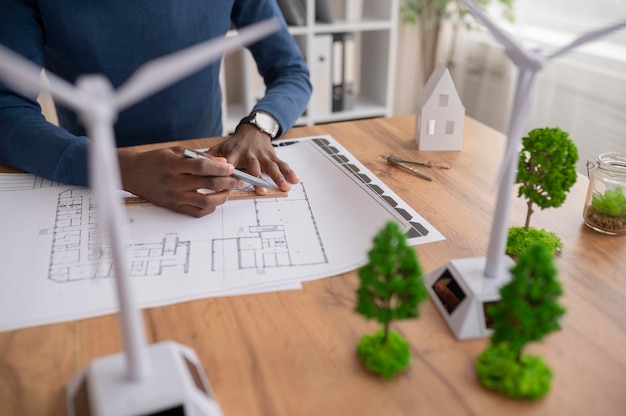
top-left (0, 0), bottom-right (311, 217)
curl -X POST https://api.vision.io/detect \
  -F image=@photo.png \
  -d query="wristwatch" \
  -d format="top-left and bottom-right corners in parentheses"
top-left (238, 111), bottom-right (280, 139)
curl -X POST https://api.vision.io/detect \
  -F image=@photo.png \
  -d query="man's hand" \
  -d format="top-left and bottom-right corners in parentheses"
top-left (118, 146), bottom-right (242, 217)
top-left (207, 123), bottom-right (299, 195)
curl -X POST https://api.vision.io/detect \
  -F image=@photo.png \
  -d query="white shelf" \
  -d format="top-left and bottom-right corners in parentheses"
top-left (220, 0), bottom-right (398, 134)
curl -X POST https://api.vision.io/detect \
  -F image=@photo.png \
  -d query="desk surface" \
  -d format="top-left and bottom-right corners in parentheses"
top-left (1, 115), bottom-right (624, 415)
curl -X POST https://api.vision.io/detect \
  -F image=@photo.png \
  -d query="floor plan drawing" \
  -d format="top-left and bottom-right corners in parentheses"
top-left (212, 182), bottom-right (327, 274)
top-left (48, 188), bottom-right (191, 282)
top-left (0, 135), bottom-right (445, 332)
top-left (0, 171), bottom-right (62, 191)
top-left (46, 183), bottom-right (326, 283)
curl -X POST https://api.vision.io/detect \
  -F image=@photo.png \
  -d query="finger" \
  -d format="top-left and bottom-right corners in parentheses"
top-left (193, 149), bottom-right (228, 165)
top-left (239, 158), bottom-right (272, 195)
top-left (177, 170), bottom-right (241, 191)
top-left (198, 176), bottom-right (242, 191)
top-left (174, 190), bottom-right (230, 217)
top-left (243, 156), bottom-right (262, 178)
top-left (199, 152), bottom-right (227, 164)
top-left (182, 157), bottom-right (234, 177)
top-left (207, 142), bottom-right (243, 167)
top-left (262, 161), bottom-right (289, 192)
top-left (175, 204), bottom-right (218, 218)
top-left (276, 159), bottom-right (299, 184)
top-left (264, 159), bottom-right (298, 192)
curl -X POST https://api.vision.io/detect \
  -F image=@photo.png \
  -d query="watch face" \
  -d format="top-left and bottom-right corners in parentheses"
top-left (253, 112), bottom-right (279, 137)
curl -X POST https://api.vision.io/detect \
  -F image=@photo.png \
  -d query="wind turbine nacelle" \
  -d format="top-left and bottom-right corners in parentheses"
top-left (66, 341), bottom-right (223, 416)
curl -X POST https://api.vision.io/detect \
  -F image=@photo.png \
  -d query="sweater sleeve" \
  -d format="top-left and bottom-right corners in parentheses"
top-left (231, 0), bottom-right (312, 137)
top-left (0, 0), bottom-right (89, 186)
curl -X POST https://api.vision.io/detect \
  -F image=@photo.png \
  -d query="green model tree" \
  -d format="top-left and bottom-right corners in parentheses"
top-left (355, 221), bottom-right (428, 379)
top-left (476, 243), bottom-right (566, 400)
top-left (508, 127), bottom-right (578, 256)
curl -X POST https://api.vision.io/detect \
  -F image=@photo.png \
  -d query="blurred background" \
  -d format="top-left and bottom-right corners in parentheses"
top-left (394, 0), bottom-right (626, 173)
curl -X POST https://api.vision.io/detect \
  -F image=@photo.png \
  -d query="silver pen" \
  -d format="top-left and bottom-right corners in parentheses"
top-left (182, 148), bottom-right (273, 188)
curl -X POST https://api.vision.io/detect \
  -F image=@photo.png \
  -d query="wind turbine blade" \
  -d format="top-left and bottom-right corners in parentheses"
top-left (115, 18), bottom-right (280, 111)
top-left (0, 44), bottom-right (91, 111)
top-left (547, 20), bottom-right (626, 61)
top-left (458, 0), bottom-right (542, 69)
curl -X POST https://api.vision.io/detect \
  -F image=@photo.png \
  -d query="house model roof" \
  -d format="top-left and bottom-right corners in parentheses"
top-left (417, 62), bottom-right (457, 108)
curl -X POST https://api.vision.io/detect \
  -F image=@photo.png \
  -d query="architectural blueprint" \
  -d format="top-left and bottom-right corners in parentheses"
top-left (0, 135), bottom-right (444, 331)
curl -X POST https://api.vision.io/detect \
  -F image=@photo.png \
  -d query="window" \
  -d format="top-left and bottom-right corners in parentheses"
top-left (438, 94), bottom-right (449, 107)
top-left (445, 121), bottom-right (455, 135)
top-left (428, 119), bottom-right (436, 135)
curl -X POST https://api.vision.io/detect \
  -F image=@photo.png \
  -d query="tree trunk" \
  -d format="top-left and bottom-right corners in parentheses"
top-left (524, 200), bottom-right (534, 230)
top-left (418, 3), bottom-right (443, 87)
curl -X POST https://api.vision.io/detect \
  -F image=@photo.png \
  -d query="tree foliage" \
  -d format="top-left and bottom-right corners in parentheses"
top-left (506, 226), bottom-right (562, 258)
top-left (401, 0), bottom-right (514, 28)
top-left (476, 344), bottom-right (553, 400)
top-left (355, 221), bottom-right (428, 343)
top-left (357, 329), bottom-right (411, 380)
top-left (516, 127), bottom-right (578, 229)
top-left (478, 243), bottom-right (566, 399)
top-left (487, 243), bottom-right (566, 362)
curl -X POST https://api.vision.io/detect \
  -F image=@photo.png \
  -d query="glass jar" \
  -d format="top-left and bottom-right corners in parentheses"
top-left (583, 152), bottom-right (626, 235)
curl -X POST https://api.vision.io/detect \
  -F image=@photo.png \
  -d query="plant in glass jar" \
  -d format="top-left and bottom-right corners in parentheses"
top-left (584, 186), bottom-right (626, 234)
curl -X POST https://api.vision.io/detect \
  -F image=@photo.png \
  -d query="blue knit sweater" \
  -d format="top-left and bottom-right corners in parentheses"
top-left (0, 0), bottom-right (311, 185)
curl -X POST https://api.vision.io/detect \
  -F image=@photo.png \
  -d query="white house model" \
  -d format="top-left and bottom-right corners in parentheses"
top-left (415, 62), bottom-right (465, 151)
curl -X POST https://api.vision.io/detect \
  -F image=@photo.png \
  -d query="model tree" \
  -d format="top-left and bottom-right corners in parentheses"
top-left (355, 221), bottom-right (428, 379)
top-left (508, 127), bottom-right (578, 256)
top-left (476, 243), bottom-right (566, 400)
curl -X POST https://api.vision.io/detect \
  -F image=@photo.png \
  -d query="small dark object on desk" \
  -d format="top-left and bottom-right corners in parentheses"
top-left (381, 154), bottom-right (449, 181)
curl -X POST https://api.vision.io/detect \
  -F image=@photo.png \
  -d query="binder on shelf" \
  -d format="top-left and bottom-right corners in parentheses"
top-left (341, 32), bottom-right (356, 111)
top-left (276, 0), bottom-right (307, 27)
top-left (315, 0), bottom-right (335, 23)
top-left (344, 0), bottom-right (363, 22)
top-left (310, 34), bottom-right (333, 117)
top-left (331, 32), bottom-right (356, 113)
top-left (331, 33), bottom-right (344, 112)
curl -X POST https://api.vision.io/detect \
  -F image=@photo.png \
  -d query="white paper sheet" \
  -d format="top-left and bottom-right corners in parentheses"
top-left (0, 135), bottom-right (443, 331)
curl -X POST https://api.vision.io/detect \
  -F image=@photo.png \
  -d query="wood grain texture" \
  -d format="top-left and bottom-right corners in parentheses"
top-left (0, 116), bottom-right (624, 415)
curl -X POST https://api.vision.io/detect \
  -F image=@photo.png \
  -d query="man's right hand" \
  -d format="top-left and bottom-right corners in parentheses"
top-left (118, 146), bottom-right (242, 217)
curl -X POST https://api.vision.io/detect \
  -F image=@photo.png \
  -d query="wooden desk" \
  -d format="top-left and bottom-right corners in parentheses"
top-left (1, 116), bottom-right (624, 415)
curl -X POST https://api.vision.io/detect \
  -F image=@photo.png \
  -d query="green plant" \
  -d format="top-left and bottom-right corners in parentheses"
top-left (401, 0), bottom-right (514, 27)
top-left (591, 187), bottom-right (626, 217)
top-left (516, 127), bottom-right (579, 230)
top-left (477, 243), bottom-right (565, 400)
top-left (357, 329), bottom-right (411, 380)
top-left (355, 221), bottom-right (428, 378)
top-left (476, 344), bottom-right (553, 400)
top-left (507, 226), bottom-right (562, 258)
top-left (400, 0), bottom-right (514, 81)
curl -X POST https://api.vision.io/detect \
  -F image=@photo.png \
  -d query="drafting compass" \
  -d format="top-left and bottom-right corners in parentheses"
top-left (380, 154), bottom-right (451, 181)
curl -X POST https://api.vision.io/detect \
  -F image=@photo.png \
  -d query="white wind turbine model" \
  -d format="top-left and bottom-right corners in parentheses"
top-left (424, 0), bottom-right (626, 340)
top-left (0, 18), bottom-right (279, 415)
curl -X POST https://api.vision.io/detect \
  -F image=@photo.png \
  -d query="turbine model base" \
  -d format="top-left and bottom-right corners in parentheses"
top-left (66, 341), bottom-right (222, 416)
top-left (425, 257), bottom-right (514, 340)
